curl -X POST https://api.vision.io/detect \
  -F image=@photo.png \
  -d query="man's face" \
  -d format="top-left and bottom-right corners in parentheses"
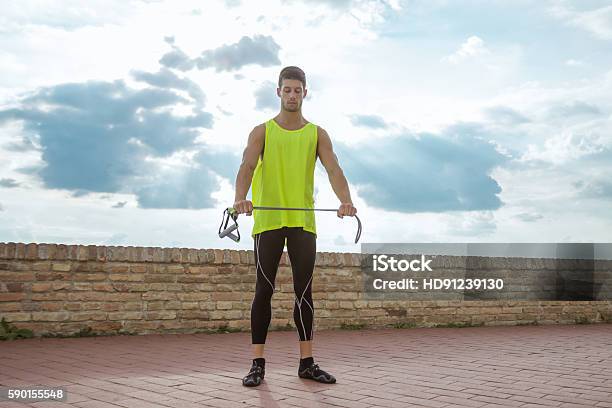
top-left (277, 79), bottom-right (306, 112)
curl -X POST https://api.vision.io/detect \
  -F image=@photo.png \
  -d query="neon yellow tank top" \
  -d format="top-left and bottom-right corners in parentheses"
top-left (251, 118), bottom-right (317, 238)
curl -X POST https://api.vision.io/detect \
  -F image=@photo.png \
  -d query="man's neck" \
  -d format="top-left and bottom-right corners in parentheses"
top-left (276, 110), bottom-right (305, 128)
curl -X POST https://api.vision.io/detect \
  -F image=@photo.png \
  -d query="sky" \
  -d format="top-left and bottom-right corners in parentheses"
top-left (1, 0), bottom-right (611, 252)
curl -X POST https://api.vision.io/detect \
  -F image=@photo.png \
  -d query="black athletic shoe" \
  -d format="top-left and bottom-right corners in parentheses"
top-left (242, 362), bottom-right (265, 387)
top-left (298, 362), bottom-right (336, 384)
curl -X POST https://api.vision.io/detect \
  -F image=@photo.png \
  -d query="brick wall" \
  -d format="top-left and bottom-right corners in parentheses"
top-left (1, 242), bottom-right (611, 337)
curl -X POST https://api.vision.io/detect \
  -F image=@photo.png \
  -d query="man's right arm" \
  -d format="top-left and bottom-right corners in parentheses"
top-left (233, 124), bottom-right (265, 215)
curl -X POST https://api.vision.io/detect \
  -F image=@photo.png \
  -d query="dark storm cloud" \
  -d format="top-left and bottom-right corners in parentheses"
top-left (0, 76), bottom-right (238, 209)
top-left (160, 35), bottom-right (281, 72)
top-left (131, 67), bottom-right (206, 105)
top-left (336, 127), bottom-right (507, 212)
top-left (159, 46), bottom-right (197, 71)
top-left (196, 35), bottom-right (281, 72)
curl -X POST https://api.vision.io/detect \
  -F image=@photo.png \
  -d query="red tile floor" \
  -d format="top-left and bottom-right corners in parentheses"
top-left (1, 324), bottom-right (611, 407)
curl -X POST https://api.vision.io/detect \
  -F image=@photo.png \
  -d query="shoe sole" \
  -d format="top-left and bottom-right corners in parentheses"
top-left (298, 373), bottom-right (336, 384)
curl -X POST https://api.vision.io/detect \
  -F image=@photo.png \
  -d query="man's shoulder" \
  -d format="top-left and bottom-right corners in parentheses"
top-left (316, 125), bottom-right (329, 138)
top-left (251, 122), bottom-right (266, 136)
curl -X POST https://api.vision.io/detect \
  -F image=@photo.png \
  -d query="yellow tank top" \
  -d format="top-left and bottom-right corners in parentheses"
top-left (251, 118), bottom-right (317, 238)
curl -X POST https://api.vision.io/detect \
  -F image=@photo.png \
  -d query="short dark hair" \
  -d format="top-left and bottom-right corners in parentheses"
top-left (278, 66), bottom-right (306, 88)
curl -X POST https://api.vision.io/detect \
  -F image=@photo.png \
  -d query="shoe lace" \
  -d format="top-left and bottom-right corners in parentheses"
top-left (249, 365), bottom-right (263, 376)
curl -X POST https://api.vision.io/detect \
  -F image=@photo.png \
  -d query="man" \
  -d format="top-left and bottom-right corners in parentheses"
top-left (233, 66), bottom-right (357, 387)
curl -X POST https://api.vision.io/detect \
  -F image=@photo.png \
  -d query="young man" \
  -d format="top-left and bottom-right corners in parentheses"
top-left (233, 66), bottom-right (357, 387)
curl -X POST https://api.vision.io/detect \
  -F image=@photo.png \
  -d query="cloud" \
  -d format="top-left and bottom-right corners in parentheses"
top-left (574, 178), bottom-right (612, 199)
top-left (0, 76), bottom-right (239, 209)
top-left (3, 135), bottom-right (40, 152)
top-left (112, 201), bottom-right (127, 208)
top-left (515, 212), bottom-right (544, 222)
top-left (485, 106), bottom-right (530, 125)
top-left (160, 35), bottom-right (281, 73)
top-left (337, 126), bottom-right (507, 213)
top-left (443, 36), bottom-right (489, 64)
top-left (0, 203), bottom-right (3, 211)
top-left (446, 211), bottom-right (497, 236)
top-left (548, 101), bottom-right (602, 118)
top-left (349, 114), bottom-right (388, 129)
top-left (551, 4), bottom-right (612, 40)
top-left (0, 1), bottom-right (133, 31)
top-left (283, 0), bottom-right (354, 8)
top-left (254, 81), bottom-right (278, 111)
top-left (131, 67), bottom-right (206, 106)
top-left (159, 46), bottom-right (197, 72)
top-left (134, 167), bottom-right (219, 209)
top-left (0, 178), bottom-right (20, 188)
top-left (565, 59), bottom-right (586, 67)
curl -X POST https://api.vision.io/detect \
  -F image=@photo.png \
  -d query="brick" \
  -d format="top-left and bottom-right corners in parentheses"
top-left (179, 310), bottom-right (209, 319)
top-left (181, 301), bottom-right (199, 310)
top-left (216, 301), bottom-right (233, 310)
top-left (145, 311), bottom-right (176, 320)
top-left (108, 311), bottom-right (143, 320)
top-left (142, 292), bottom-right (178, 301)
top-left (40, 302), bottom-right (63, 311)
top-left (0, 271), bottom-right (35, 281)
top-left (6, 242), bottom-right (16, 258)
top-left (52, 263), bottom-right (71, 272)
top-left (32, 312), bottom-right (70, 321)
top-left (209, 310), bottom-right (242, 320)
top-left (164, 301), bottom-right (181, 310)
top-left (6, 282), bottom-right (24, 292)
top-left (144, 274), bottom-right (176, 283)
top-left (92, 283), bottom-right (115, 292)
top-left (15, 243), bottom-right (26, 259)
top-left (109, 274), bottom-right (143, 282)
top-left (0, 302), bottom-right (22, 312)
top-left (71, 311), bottom-right (107, 321)
top-left (73, 273), bottom-right (106, 281)
top-left (2, 312), bottom-right (31, 321)
top-left (108, 264), bottom-right (129, 273)
top-left (211, 292), bottom-right (241, 301)
top-left (0, 292), bottom-right (26, 301)
top-left (25, 243), bottom-right (37, 259)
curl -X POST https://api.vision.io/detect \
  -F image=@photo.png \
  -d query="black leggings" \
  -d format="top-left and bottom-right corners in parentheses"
top-left (251, 227), bottom-right (316, 344)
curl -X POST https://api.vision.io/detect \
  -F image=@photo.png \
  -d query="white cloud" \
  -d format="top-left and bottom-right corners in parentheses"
top-left (550, 3), bottom-right (612, 40)
top-left (442, 35), bottom-right (489, 64)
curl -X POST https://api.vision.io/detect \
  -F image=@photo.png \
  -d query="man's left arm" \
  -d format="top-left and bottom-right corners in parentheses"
top-left (316, 126), bottom-right (357, 218)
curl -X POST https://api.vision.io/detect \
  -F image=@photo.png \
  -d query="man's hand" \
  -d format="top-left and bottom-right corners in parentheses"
top-left (234, 199), bottom-right (253, 215)
top-left (337, 202), bottom-right (357, 218)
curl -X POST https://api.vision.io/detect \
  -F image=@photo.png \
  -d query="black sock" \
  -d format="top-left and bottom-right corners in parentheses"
top-left (299, 357), bottom-right (314, 370)
top-left (253, 358), bottom-right (265, 368)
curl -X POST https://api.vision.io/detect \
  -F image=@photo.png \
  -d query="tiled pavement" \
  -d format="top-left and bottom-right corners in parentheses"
top-left (1, 324), bottom-right (611, 408)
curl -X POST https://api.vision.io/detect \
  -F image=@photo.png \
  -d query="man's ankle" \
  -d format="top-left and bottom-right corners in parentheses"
top-left (253, 357), bottom-right (265, 367)
top-left (299, 356), bottom-right (314, 370)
